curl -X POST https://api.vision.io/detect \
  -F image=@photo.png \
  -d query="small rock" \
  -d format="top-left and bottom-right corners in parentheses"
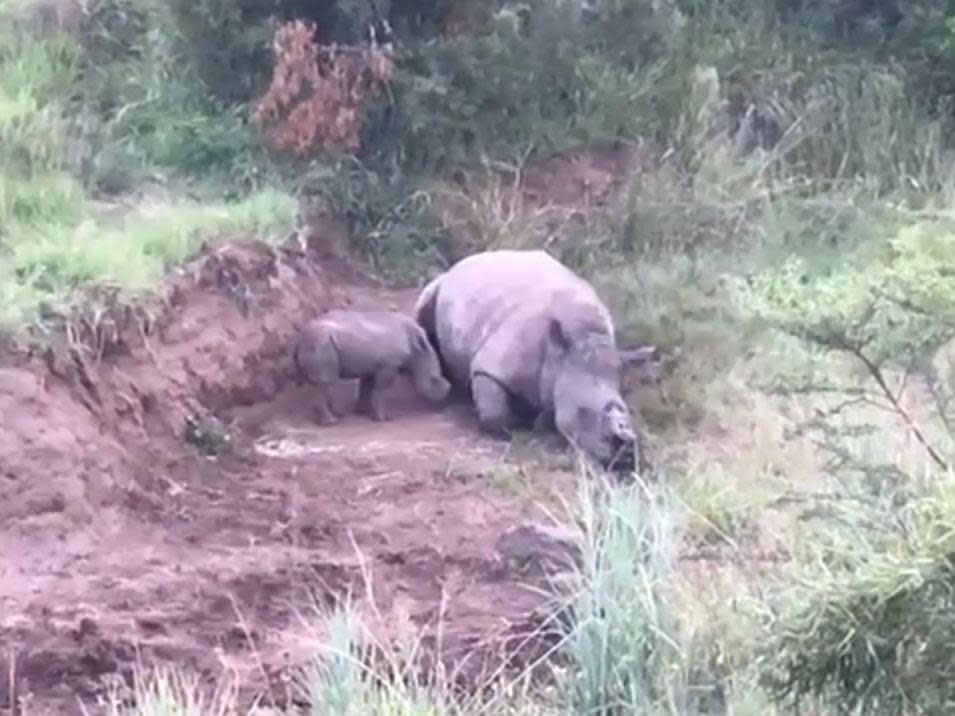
top-left (496, 522), bottom-right (582, 577)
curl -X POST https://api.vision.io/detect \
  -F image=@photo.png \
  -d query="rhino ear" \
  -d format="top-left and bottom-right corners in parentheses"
top-left (619, 345), bottom-right (663, 393)
top-left (619, 345), bottom-right (661, 368)
top-left (548, 318), bottom-right (572, 351)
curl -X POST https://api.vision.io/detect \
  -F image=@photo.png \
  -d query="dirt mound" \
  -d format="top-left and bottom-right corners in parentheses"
top-left (433, 139), bottom-right (662, 262)
top-left (520, 139), bottom-right (660, 209)
top-left (0, 233), bottom-right (563, 713)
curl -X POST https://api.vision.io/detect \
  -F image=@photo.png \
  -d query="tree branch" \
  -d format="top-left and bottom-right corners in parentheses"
top-left (840, 341), bottom-right (949, 472)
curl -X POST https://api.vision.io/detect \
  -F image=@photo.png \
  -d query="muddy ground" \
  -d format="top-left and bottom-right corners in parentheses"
top-left (0, 143), bottom-right (675, 714)
top-left (0, 231), bottom-right (591, 713)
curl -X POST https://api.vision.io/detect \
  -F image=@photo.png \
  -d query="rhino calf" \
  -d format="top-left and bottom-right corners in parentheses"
top-left (293, 310), bottom-right (451, 424)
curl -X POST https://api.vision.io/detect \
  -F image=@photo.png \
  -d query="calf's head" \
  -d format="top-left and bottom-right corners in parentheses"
top-left (408, 330), bottom-right (452, 402)
top-left (546, 318), bottom-right (644, 472)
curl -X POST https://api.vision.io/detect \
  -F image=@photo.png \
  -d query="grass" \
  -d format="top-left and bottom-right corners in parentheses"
top-left (93, 666), bottom-right (239, 716)
top-left (87, 469), bottom-right (784, 716)
top-left (0, 188), bottom-right (295, 328)
top-left (677, 466), bottom-right (773, 547)
top-left (0, 9), bottom-right (295, 332)
top-left (86, 473), bottom-right (701, 716)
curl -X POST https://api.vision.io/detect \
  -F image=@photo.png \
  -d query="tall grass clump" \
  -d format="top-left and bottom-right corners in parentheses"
top-left (528, 470), bottom-right (772, 714)
top-left (0, 22), bottom-right (85, 235)
top-left (92, 664), bottom-right (238, 716)
top-left (286, 471), bottom-right (762, 716)
top-left (295, 600), bottom-right (451, 716)
top-left (555, 474), bottom-right (684, 713)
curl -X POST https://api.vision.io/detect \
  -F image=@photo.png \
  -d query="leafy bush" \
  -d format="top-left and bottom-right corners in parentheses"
top-left (354, 2), bottom-right (683, 174)
top-left (68, 0), bottom-right (275, 192)
top-left (759, 474), bottom-right (955, 714)
top-left (253, 20), bottom-right (396, 155)
top-left (734, 209), bottom-right (955, 713)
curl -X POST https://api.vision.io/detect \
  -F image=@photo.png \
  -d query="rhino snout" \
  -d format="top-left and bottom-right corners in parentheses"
top-left (612, 422), bottom-right (636, 444)
top-left (411, 363), bottom-right (451, 401)
top-left (605, 429), bottom-right (636, 472)
top-left (425, 375), bottom-right (452, 402)
top-left (609, 430), bottom-right (634, 452)
top-left (600, 407), bottom-right (639, 471)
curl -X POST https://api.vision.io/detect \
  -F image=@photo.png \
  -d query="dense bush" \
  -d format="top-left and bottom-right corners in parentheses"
top-left (758, 475), bottom-right (955, 714)
top-left (736, 209), bottom-right (955, 713)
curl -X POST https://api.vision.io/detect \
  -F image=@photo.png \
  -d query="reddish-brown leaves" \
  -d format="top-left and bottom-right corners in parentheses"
top-left (253, 20), bottom-right (395, 156)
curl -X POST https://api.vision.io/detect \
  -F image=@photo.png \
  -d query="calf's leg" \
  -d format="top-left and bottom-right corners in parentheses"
top-left (296, 335), bottom-right (342, 426)
top-left (358, 367), bottom-right (397, 421)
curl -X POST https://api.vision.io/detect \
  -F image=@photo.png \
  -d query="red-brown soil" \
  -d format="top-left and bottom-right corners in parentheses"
top-left (0, 235), bottom-right (566, 714)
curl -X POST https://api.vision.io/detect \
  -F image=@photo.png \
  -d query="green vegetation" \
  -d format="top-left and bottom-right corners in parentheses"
top-left (0, 0), bottom-right (293, 330)
top-left (10, 0), bottom-right (955, 713)
top-left (1, 189), bottom-right (294, 327)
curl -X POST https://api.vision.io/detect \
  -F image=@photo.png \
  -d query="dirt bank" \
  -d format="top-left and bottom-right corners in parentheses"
top-left (0, 233), bottom-right (570, 714)
top-left (0, 143), bottom-right (664, 713)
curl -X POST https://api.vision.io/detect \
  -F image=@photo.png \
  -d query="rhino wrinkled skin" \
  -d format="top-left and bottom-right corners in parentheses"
top-left (294, 310), bottom-right (451, 424)
top-left (414, 249), bottom-right (651, 472)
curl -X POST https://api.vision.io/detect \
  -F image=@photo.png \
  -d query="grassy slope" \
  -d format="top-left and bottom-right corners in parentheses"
top-left (0, 10), bottom-right (296, 331)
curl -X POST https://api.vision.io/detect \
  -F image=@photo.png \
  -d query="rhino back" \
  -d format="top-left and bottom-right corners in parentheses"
top-left (433, 250), bottom-right (615, 404)
top-left (318, 310), bottom-right (414, 377)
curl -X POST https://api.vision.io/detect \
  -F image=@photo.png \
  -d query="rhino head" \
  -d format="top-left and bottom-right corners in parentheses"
top-left (545, 318), bottom-right (649, 473)
top-left (408, 329), bottom-right (452, 402)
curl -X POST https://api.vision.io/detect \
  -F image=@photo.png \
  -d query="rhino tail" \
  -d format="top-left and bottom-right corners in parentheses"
top-left (413, 274), bottom-right (442, 350)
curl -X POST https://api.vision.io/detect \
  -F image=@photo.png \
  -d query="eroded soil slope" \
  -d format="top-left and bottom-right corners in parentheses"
top-left (0, 235), bottom-right (566, 714)
top-left (0, 143), bottom-right (657, 714)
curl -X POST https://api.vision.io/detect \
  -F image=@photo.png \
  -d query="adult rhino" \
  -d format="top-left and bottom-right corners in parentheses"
top-left (413, 249), bottom-right (659, 472)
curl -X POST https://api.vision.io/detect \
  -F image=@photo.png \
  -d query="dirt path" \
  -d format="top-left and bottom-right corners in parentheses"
top-left (0, 238), bottom-right (564, 714)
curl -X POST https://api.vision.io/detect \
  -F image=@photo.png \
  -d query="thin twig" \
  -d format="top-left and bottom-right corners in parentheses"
top-left (843, 341), bottom-right (949, 471)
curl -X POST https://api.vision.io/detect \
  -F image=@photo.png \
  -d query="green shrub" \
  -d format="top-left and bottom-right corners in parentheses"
top-left (760, 472), bottom-right (955, 714)
top-left (735, 199), bottom-right (955, 714)
top-left (71, 0), bottom-right (273, 191)
top-left (359, 2), bottom-right (682, 175)
top-left (740, 215), bottom-right (955, 369)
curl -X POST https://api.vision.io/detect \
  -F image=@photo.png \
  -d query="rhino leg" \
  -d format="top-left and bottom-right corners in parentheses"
top-left (312, 387), bottom-right (340, 426)
top-left (295, 332), bottom-right (342, 426)
top-left (471, 374), bottom-right (514, 438)
top-left (532, 409), bottom-right (555, 433)
top-left (357, 367), bottom-right (397, 421)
